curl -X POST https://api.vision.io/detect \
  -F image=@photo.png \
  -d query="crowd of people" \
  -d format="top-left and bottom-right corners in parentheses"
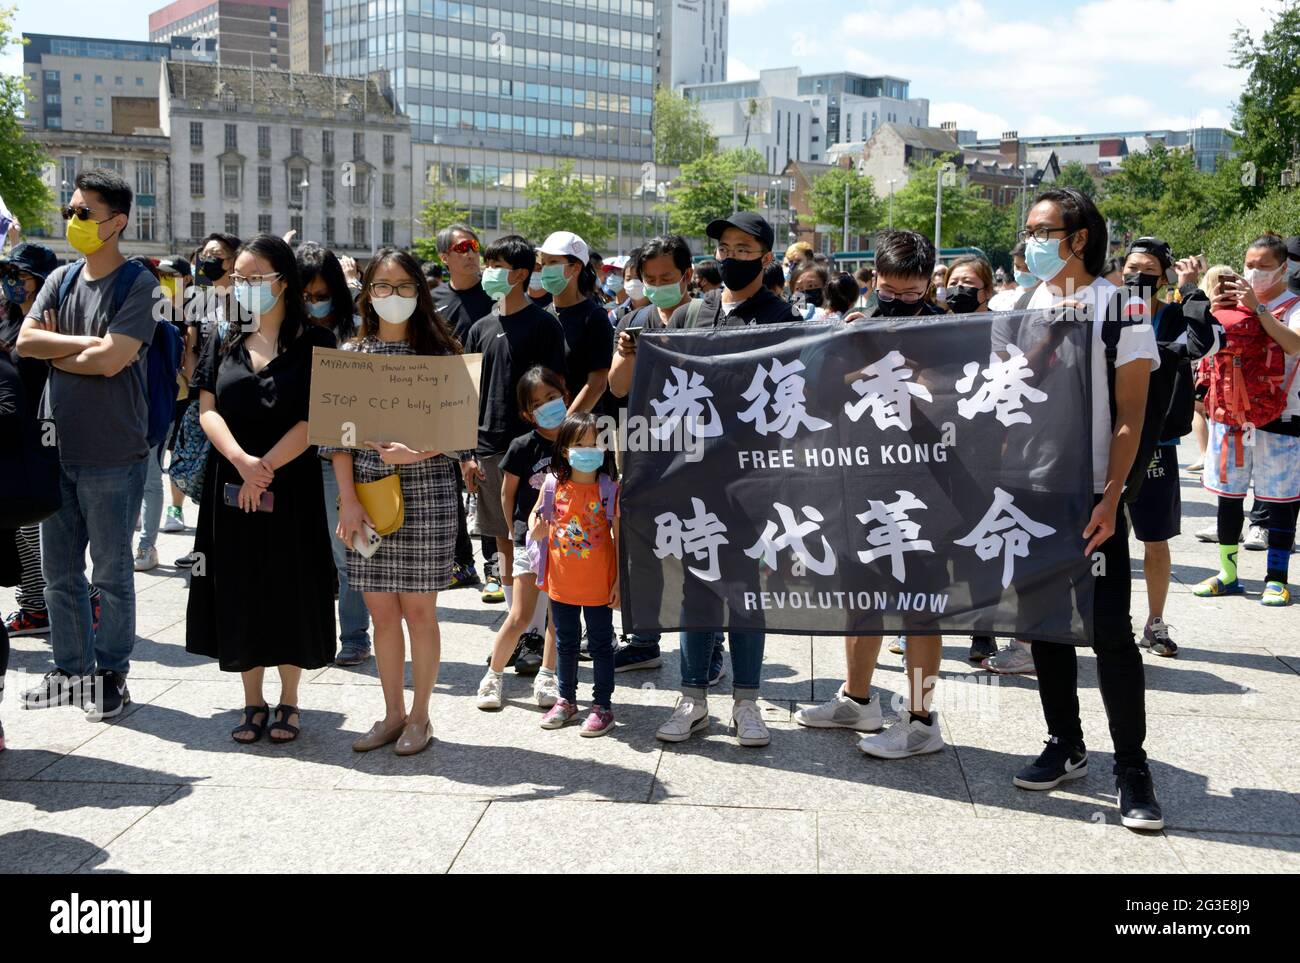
top-left (3, 165), bottom-right (1300, 833)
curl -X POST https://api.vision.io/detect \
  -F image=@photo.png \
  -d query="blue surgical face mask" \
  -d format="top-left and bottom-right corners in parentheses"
top-left (532, 397), bottom-right (567, 430)
top-left (606, 276), bottom-right (625, 296)
top-left (1024, 235), bottom-right (1074, 282)
top-left (2, 275), bottom-right (27, 304)
top-left (234, 281), bottom-right (281, 317)
top-left (1014, 270), bottom-right (1038, 289)
top-left (305, 299), bottom-right (333, 319)
top-left (568, 447), bottom-right (605, 474)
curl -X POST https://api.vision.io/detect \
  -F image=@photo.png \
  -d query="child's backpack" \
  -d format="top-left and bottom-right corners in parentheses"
top-left (57, 259), bottom-right (183, 456)
top-left (1204, 297), bottom-right (1300, 484)
top-left (526, 472), bottom-right (618, 590)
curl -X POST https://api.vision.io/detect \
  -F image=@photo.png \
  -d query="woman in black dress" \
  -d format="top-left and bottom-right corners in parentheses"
top-left (185, 234), bottom-right (336, 744)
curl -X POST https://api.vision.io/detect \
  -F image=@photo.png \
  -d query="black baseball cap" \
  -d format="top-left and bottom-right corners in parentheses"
top-left (1127, 236), bottom-right (1172, 272)
top-left (1286, 235), bottom-right (1300, 261)
top-left (158, 255), bottom-right (192, 277)
top-left (706, 212), bottom-right (775, 252)
top-left (0, 241), bottom-right (58, 280)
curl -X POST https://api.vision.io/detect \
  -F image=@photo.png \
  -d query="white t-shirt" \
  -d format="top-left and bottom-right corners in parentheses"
top-left (1027, 276), bottom-right (1160, 493)
top-left (988, 286), bottom-right (1030, 312)
top-left (1264, 290), bottom-right (1300, 420)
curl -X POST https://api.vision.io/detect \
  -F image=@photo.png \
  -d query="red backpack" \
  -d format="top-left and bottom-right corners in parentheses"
top-left (1205, 296), bottom-right (1300, 483)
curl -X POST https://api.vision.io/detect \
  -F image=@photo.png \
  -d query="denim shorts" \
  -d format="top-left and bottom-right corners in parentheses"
top-left (1203, 421), bottom-right (1300, 502)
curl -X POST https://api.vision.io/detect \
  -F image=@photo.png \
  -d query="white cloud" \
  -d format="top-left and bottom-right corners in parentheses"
top-left (730, 0), bottom-right (773, 13)
top-left (791, 31), bottom-right (811, 57)
top-left (727, 56), bottom-right (760, 82)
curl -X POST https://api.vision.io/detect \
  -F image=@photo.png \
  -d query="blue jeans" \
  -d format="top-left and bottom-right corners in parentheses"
top-left (42, 459), bottom-right (148, 676)
top-left (553, 601), bottom-right (615, 708)
top-left (681, 631), bottom-right (764, 701)
top-left (321, 460), bottom-right (371, 649)
top-left (138, 444), bottom-right (165, 551)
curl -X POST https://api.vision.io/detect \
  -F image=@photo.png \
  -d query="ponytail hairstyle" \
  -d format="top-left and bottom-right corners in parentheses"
top-left (551, 411), bottom-right (618, 483)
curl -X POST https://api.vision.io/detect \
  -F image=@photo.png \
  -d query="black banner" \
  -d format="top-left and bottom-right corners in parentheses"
top-left (619, 311), bottom-right (1097, 644)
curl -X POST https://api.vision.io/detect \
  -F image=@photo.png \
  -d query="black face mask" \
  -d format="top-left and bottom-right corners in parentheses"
top-left (875, 293), bottom-right (924, 317)
top-left (799, 289), bottom-right (824, 308)
top-left (720, 256), bottom-right (765, 292)
top-left (198, 257), bottom-right (227, 283)
top-left (1123, 272), bottom-right (1161, 300)
top-left (945, 284), bottom-right (983, 314)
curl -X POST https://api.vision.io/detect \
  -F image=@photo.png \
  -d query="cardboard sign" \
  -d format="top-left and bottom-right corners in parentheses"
top-left (308, 347), bottom-right (482, 454)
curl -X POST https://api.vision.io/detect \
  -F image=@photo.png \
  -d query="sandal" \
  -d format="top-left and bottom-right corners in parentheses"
top-left (268, 703), bottom-right (301, 744)
top-left (231, 704), bottom-right (270, 744)
top-left (1193, 576), bottom-right (1244, 598)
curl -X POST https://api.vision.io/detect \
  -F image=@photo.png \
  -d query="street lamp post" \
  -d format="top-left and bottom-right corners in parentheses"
top-left (842, 178), bottom-right (851, 253)
top-left (887, 178), bottom-right (897, 230)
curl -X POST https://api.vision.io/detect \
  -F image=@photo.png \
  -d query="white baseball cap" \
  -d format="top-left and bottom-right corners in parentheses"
top-left (539, 231), bottom-right (590, 265)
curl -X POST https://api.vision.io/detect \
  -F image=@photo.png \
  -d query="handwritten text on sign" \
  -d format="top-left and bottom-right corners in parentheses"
top-left (308, 347), bottom-right (483, 453)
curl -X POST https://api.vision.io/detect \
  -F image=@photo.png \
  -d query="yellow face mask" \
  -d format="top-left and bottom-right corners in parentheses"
top-left (65, 213), bottom-right (116, 256)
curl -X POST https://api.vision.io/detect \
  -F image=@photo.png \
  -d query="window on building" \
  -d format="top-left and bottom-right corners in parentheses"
top-left (382, 220), bottom-right (394, 246)
top-left (190, 122), bottom-right (203, 148)
top-left (353, 132), bottom-right (365, 159)
top-left (382, 173), bottom-right (394, 207)
top-left (222, 164), bottom-right (239, 198)
top-left (224, 123), bottom-right (237, 150)
top-left (352, 218), bottom-right (366, 248)
top-left (94, 75), bottom-right (102, 84)
top-left (290, 213), bottom-right (303, 237)
top-left (257, 125), bottom-right (270, 155)
top-left (352, 178), bottom-right (366, 205)
top-left (135, 161), bottom-right (156, 197)
top-left (225, 213), bottom-right (239, 235)
top-left (190, 212), bottom-right (205, 239)
top-left (190, 162), bottom-right (204, 196)
top-left (258, 166), bottom-right (271, 200)
top-left (289, 167), bottom-right (306, 205)
top-left (258, 214), bottom-right (272, 234)
top-left (290, 128), bottom-right (303, 155)
top-left (73, 95), bottom-right (82, 106)
top-left (322, 168), bottom-right (334, 204)
top-left (136, 77), bottom-right (144, 87)
top-left (136, 206), bottom-right (156, 242)
top-left (383, 134), bottom-right (394, 163)
top-left (95, 96), bottom-right (104, 107)
top-left (322, 130), bottom-right (334, 158)
top-left (45, 69), bottom-right (59, 82)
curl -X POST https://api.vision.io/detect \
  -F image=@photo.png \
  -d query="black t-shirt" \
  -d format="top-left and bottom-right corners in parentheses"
top-left (432, 280), bottom-right (495, 344)
top-left (463, 302), bottom-right (567, 457)
top-left (528, 291), bottom-right (553, 310)
top-left (554, 297), bottom-right (615, 403)
top-left (667, 286), bottom-right (799, 328)
top-left (500, 429), bottom-right (555, 544)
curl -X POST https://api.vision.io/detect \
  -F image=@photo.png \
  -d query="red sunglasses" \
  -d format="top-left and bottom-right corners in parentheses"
top-left (449, 238), bottom-right (480, 255)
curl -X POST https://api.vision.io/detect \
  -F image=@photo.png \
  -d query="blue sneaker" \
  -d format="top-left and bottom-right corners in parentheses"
top-left (614, 637), bottom-right (662, 672)
top-left (708, 636), bottom-right (726, 687)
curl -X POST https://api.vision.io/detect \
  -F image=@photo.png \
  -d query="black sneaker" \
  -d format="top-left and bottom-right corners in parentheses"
top-left (1116, 765), bottom-right (1165, 831)
top-left (486, 636), bottom-right (525, 669)
top-left (1013, 736), bottom-right (1088, 790)
top-left (84, 670), bottom-right (131, 721)
top-left (175, 552), bottom-right (199, 569)
top-left (21, 669), bottom-right (88, 710)
top-left (968, 635), bottom-right (997, 662)
top-left (514, 631), bottom-right (544, 676)
top-left (614, 637), bottom-right (662, 672)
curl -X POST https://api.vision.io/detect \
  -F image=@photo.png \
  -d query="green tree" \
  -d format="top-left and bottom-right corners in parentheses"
top-left (887, 154), bottom-right (991, 248)
top-left (661, 148), bottom-right (765, 239)
top-left (0, 8), bottom-right (53, 230)
top-left (411, 181), bottom-right (469, 262)
top-left (1053, 160), bottom-right (1100, 200)
top-left (653, 87), bottom-right (716, 167)
top-left (954, 201), bottom-right (1019, 271)
top-left (1201, 182), bottom-right (1300, 268)
top-left (805, 167), bottom-right (884, 242)
top-left (502, 161), bottom-right (607, 247)
top-left (1228, 2), bottom-right (1300, 204)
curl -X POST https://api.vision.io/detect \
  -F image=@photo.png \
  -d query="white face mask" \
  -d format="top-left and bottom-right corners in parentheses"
top-left (624, 279), bottom-right (646, 301)
top-left (1244, 264), bottom-right (1285, 295)
top-left (372, 294), bottom-right (417, 325)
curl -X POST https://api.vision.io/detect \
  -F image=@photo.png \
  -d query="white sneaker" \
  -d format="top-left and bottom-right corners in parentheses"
top-left (858, 710), bottom-right (944, 759)
top-left (730, 699), bottom-right (770, 747)
top-left (475, 670), bottom-right (505, 711)
top-left (655, 696), bottom-right (710, 743)
top-left (533, 670), bottom-right (558, 708)
top-left (161, 507), bottom-right (185, 532)
top-left (1193, 522), bottom-right (1218, 544)
top-left (133, 546), bottom-right (158, 572)
top-left (794, 683), bottom-right (883, 732)
top-left (1244, 524), bottom-right (1267, 551)
top-left (888, 636), bottom-right (906, 655)
top-left (982, 640), bottom-right (1035, 675)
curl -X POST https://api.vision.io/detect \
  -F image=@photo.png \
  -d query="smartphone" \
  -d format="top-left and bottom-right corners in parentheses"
top-left (223, 482), bottom-right (274, 513)
top-left (351, 523), bottom-right (382, 559)
top-left (623, 325), bottom-right (643, 343)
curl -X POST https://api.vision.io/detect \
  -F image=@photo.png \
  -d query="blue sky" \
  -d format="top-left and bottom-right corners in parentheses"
top-left (5, 0), bottom-right (1284, 138)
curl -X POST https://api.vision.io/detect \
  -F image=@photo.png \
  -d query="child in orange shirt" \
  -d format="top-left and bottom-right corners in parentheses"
top-left (528, 412), bottom-right (620, 736)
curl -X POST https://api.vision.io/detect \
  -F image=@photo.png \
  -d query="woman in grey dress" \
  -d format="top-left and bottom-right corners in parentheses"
top-left (323, 248), bottom-right (463, 757)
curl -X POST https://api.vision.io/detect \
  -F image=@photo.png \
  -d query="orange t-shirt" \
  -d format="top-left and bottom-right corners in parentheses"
top-left (542, 478), bottom-right (619, 606)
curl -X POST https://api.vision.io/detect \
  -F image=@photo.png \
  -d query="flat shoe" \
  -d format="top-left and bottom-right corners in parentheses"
top-left (394, 719), bottom-right (433, 756)
top-left (352, 717), bottom-right (407, 752)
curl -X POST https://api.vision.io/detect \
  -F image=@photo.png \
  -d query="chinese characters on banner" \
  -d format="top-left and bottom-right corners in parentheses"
top-left (619, 311), bottom-right (1098, 644)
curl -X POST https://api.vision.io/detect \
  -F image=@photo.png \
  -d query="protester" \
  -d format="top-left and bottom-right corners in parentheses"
top-left (763, 260), bottom-right (787, 300)
top-left (821, 272), bottom-right (860, 323)
top-left (184, 233), bottom-right (337, 745)
top-left (1194, 233), bottom-right (1300, 607)
top-left (931, 263), bottom-right (949, 306)
top-left (693, 258), bottom-right (722, 295)
top-left (1190, 263), bottom-right (1236, 526)
top-left (944, 254), bottom-right (995, 317)
top-left (798, 230), bottom-right (947, 753)
top-left (421, 260), bottom-right (443, 291)
top-left (462, 236), bottom-right (567, 631)
top-left (538, 231), bottom-right (614, 414)
top-left (1102, 256), bottom-right (1125, 288)
top-left (327, 249), bottom-right (462, 757)
top-left (477, 366), bottom-right (567, 709)
top-left (987, 242), bottom-right (1036, 311)
top-left (1121, 238), bottom-right (1220, 656)
top-left (601, 255), bottom-right (627, 305)
top-left (1012, 187), bottom-right (1163, 830)
top-left (16, 169), bottom-right (157, 721)
top-left (533, 412), bottom-right (620, 736)
top-left (853, 266), bottom-right (874, 310)
top-left (792, 263), bottom-right (829, 320)
top-left (611, 249), bottom-right (649, 325)
top-left (298, 243), bottom-right (372, 666)
top-left (526, 260), bottom-right (553, 310)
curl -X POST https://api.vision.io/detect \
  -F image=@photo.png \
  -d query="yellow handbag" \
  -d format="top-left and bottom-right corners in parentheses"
top-left (353, 472), bottom-right (404, 536)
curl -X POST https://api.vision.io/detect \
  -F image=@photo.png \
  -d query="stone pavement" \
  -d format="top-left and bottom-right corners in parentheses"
top-left (2, 439), bottom-right (1298, 873)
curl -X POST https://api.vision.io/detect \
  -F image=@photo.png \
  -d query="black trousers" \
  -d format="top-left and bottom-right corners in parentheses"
top-left (1031, 501), bottom-right (1147, 769)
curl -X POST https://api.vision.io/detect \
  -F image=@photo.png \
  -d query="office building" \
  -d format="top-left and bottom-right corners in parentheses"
top-left (161, 60), bottom-right (412, 255)
top-left (290, 0), bottom-right (324, 73)
top-left (23, 34), bottom-right (170, 132)
top-left (959, 127), bottom-right (1237, 174)
top-left (149, 0), bottom-right (290, 69)
top-left (682, 67), bottom-right (930, 174)
top-left (658, 0), bottom-right (727, 89)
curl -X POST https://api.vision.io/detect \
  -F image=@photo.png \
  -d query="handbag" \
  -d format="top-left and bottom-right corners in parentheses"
top-left (353, 471), bottom-right (404, 536)
top-left (168, 400), bottom-right (211, 504)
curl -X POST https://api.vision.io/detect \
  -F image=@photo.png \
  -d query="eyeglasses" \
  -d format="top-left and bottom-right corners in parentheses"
top-left (61, 205), bottom-right (116, 223)
top-left (304, 292), bottom-right (333, 304)
top-left (449, 238), bottom-right (480, 255)
top-left (716, 245), bottom-right (761, 259)
top-left (1018, 225), bottom-right (1073, 243)
top-left (229, 272), bottom-right (281, 285)
top-left (877, 290), bottom-right (926, 304)
top-left (369, 281), bottom-right (420, 298)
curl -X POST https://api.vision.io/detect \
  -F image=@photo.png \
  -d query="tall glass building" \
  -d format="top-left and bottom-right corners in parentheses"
top-left (322, 0), bottom-right (661, 247)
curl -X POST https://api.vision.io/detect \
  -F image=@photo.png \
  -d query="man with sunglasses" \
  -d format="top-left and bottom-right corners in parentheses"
top-left (14, 169), bottom-right (158, 721)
